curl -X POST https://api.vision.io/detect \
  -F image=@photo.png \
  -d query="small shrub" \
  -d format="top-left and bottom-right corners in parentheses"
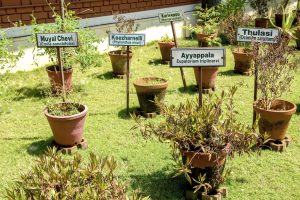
top-left (5, 148), bottom-right (148, 200)
top-left (249, 0), bottom-right (272, 18)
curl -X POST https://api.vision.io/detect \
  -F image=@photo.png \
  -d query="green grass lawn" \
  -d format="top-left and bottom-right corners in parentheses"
top-left (0, 39), bottom-right (299, 200)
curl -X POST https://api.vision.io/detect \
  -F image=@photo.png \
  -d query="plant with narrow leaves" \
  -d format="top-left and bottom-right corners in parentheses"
top-left (5, 148), bottom-right (149, 200)
top-left (216, 0), bottom-right (246, 20)
top-left (132, 86), bottom-right (260, 193)
top-left (252, 36), bottom-right (299, 110)
top-left (160, 34), bottom-right (173, 42)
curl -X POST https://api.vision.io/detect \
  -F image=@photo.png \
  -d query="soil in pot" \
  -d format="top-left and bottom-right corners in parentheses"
top-left (232, 48), bottom-right (253, 75)
top-left (158, 41), bottom-right (175, 61)
top-left (255, 18), bottom-right (269, 28)
top-left (108, 50), bottom-right (133, 75)
top-left (46, 65), bottom-right (73, 94)
top-left (44, 102), bottom-right (88, 146)
top-left (194, 67), bottom-right (218, 90)
top-left (133, 77), bottom-right (168, 113)
top-left (253, 99), bottom-right (297, 140)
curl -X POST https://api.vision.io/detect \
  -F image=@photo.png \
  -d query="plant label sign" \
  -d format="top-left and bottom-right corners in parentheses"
top-left (159, 11), bottom-right (183, 23)
top-left (170, 48), bottom-right (226, 67)
top-left (109, 33), bottom-right (145, 46)
top-left (237, 28), bottom-right (280, 43)
top-left (36, 32), bottom-right (78, 47)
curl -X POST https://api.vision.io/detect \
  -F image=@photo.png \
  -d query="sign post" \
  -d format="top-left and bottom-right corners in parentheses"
top-left (236, 27), bottom-right (280, 126)
top-left (159, 11), bottom-right (187, 89)
top-left (109, 33), bottom-right (146, 114)
top-left (170, 48), bottom-right (226, 107)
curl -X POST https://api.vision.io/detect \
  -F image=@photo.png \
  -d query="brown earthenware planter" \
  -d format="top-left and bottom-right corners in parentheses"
top-left (255, 18), bottom-right (269, 28)
top-left (194, 67), bottom-right (218, 90)
top-left (232, 48), bottom-right (253, 75)
top-left (133, 77), bottom-right (168, 113)
top-left (44, 103), bottom-right (88, 146)
top-left (181, 143), bottom-right (230, 169)
top-left (196, 33), bottom-right (212, 47)
top-left (158, 41), bottom-right (175, 61)
top-left (108, 50), bottom-right (133, 75)
top-left (253, 99), bottom-right (296, 140)
top-left (46, 65), bottom-right (73, 94)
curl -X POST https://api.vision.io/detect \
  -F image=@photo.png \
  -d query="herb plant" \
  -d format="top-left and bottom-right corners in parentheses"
top-left (217, 0), bottom-right (246, 20)
top-left (133, 86), bottom-right (259, 192)
top-left (160, 34), bottom-right (173, 43)
top-left (0, 30), bottom-right (24, 70)
top-left (249, 0), bottom-right (272, 18)
top-left (252, 36), bottom-right (299, 110)
top-left (5, 148), bottom-right (148, 200)
top-left (30, 4), bottom-right (103, 69)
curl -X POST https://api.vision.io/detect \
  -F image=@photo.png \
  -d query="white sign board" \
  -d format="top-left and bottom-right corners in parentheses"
top-left (159, 11), bottom-right (183, 23)
top-left (237, 28), bottom-right (280, 43)
top-left (171, 48), bottom-right (226, 67)
top-left (109, 33), bottom-right (145, 46)
top-left (36, 32), bottom-right (78, 47)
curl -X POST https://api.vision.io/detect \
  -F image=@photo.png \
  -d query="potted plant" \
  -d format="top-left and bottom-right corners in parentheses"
top-left (133, 77), bottom-right (168, 114)
top-left (0, 30), bottom-right (24, 72)
top-left (249, 0), bottom-right (271, 28)
top-left (185, 5), bottom-right (219, 47)
top-left (30, 4), bottom-right (103, 94)
top-left (6, 148), bottom-right (149, 200)
top-left (220, 11), bottom-right (253, 75)
top-left (158, 34), bottom-right (175, 62)
top-left (133, 86), bottom-right (259, 199)
top-left (109, 15), bottom-right (137, 77)
top-left (252, 36), bottom-right (298, 141)
top-left (193, 36), bottom-right (222, 92)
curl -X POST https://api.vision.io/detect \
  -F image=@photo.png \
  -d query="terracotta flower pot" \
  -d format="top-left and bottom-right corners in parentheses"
top-left (133, 77), bottom-right (168, 113)
top-left (181, 143), bottom-right (230, 169)
top-left (255, 18), bottom-right (269, 28)
top-left (194, 67), bottom-right (218, 90)
top-left (158, 41), bottom-right (175, 61)
top-left (232, 48), bottom-right (253, 75)
top-left (275, 14), bottom-right (283, 27)
top-left (253, 99), bottom-right (297, 140)
top-left (196, 33), bottom-right (212, 47)
top-left (108, 50), bottom-right (133, 75)
top-left (46, 65), bottom-right (73, 94)
top-left (44, 103), bottom-right (88, 146)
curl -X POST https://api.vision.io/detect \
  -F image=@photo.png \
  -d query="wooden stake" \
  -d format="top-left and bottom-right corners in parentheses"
top-left (58, 0), bottom-right (66, 102)
top-left (198, 68), bottom-right (203, 108)
top-left (126, 45), bottom-right (130, 114)
top-left (171, 21), bottom-right (187, 89)
top-left (252, 61), bottom-right (258, 127)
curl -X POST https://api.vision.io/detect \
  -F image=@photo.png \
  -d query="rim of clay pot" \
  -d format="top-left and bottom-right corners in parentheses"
top-left (133, 77), bottom-right (168, 90)
top-left (253, 99), bottom-right (297, 117)
top-left (108, 50), bottom-right (133, 57)
top-left (232, 47), bottom-right (253, 54)
top-left (44, 103), bottom-right (88, 121)
top-left (158, 41), bottom-right (175, 44)
top-left (46, 65), bottom-right (73, 72)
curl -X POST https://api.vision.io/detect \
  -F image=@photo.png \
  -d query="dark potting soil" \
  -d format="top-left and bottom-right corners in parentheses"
top-left (48, 103), bottom-right (83, 116)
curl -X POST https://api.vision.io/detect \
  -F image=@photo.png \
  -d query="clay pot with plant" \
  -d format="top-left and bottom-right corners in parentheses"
top-left (252, 36), bottom-right (298, 141)
top-left (109, 15), bottom-right (137, 76)
top-left (132, 86), bottom-right (259, 199)
top-left (133, 77), bottom-right (168, 114)
top-left (31, 5), bottom-right (102, 94)
top-left (185, 5), bottom-right (219, 47)
top-left (249, 0), bottom-right (271, 28)
top-left (158, 34), bottom-right (175, 62)
top-left (193, 36), bottom-right (222, 92)
top-left (221, 11), bottom-right (254, 75)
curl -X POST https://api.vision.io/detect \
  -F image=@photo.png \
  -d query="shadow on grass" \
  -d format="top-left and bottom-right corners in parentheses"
top-left (148, 59), bottom-right (169, 66)
top-left (94, 71), bottom-right (115, 80)
top-left (218, 70), bottom-right (241, 77)
top-left (296, 104), bottom-right (300, 115)
top-left (27, 137), bottom-right (53, 156)
top-left (12, 84), bottom-right (48, 101)
top-left (118, 107), bottom-right (140, 120)
top-left (178, 85), bottom-right (198, 95)
top-left (130, 170), bottom-right (186, 200)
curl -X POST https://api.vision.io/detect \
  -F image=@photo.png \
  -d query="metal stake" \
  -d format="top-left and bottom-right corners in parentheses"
top-left (126, 45), bottom-right (130, 114)
top-left (198, 68), bottom-right (203, 108)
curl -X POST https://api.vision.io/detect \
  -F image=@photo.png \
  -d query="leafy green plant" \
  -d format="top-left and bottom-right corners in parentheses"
top-left (249, 0), bottom-right (272, 18)
top-left (30, 3), bottom-right (103, 69)
top-left (216, 0), bottom-right (246, 20)
top-left (160, 34), bottom-right (173, 42)
top-left (0, 30), bottom-right (24, 70)
top-left (132, 86), bottom-right (259, 192)
top-left (5, 148), bottom-right (149, 200)
top-left (252, 36), bottom-right (299, 110)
